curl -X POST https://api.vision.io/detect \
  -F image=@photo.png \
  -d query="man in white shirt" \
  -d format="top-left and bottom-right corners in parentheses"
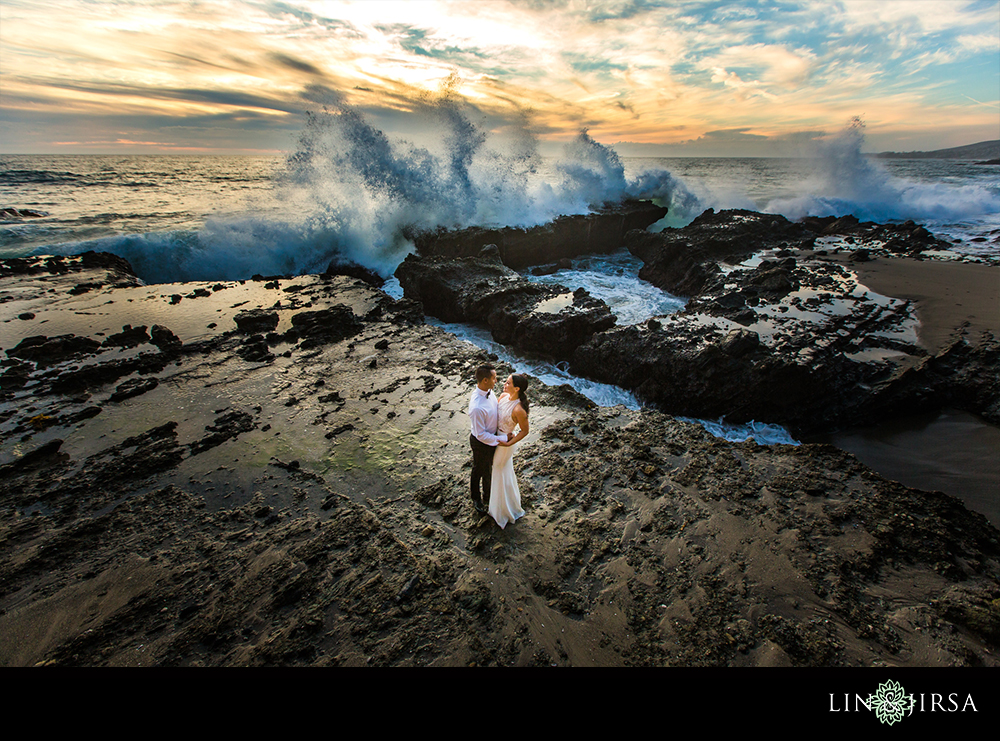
top-left (468, 364), bottom-right (507, 514)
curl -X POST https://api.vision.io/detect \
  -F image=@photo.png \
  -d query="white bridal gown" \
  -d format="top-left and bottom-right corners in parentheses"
top-left (489, 395), bottom-right (525, 529)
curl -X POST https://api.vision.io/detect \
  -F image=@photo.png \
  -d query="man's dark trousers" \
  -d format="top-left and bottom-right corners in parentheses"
top-left (470, 434), bottom-right (494, 509)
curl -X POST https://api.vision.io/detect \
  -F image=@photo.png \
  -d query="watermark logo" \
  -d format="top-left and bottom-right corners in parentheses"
top-left (868, 680), bottom-right (913, 726)
top-left (830, 680), bottom-right (976, 722)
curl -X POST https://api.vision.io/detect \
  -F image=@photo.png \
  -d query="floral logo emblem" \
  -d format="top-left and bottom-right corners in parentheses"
top-left (868, 680), bottom-right (915, 725)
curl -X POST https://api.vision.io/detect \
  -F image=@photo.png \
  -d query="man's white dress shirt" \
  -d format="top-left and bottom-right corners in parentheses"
top-left (469, 387), bottom-right (503, 446)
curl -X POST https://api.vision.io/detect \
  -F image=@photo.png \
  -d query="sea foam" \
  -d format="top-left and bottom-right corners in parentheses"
top-left (30, 98), bottom-right (695, 285)
top-left (25, 110), bottom-right (999, 286)
top-left (762, 121), bottom-right (1000, 225)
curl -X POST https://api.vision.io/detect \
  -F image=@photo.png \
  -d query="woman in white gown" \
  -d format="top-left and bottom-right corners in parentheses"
top-left (490, 373), bottom-right (530, 529)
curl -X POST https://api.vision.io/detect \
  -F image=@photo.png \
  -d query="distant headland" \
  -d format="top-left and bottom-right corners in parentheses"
top-left (872, 139), bottom-right (1000, 161)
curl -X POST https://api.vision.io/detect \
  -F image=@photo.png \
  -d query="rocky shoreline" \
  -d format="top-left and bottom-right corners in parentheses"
top-left (1, 205), bottom-right (999, 666)
top-left (399, 208), bottom-right (1000, 439)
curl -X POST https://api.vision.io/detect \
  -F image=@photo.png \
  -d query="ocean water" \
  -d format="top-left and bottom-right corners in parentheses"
top-left (3, 124), bottom-right (998, 280)
top-left (3, 126), bottom-right (999, 443)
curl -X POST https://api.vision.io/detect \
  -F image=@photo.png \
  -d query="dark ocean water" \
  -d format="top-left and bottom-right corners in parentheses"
top-left (2, 136), bottom-right (998, 284)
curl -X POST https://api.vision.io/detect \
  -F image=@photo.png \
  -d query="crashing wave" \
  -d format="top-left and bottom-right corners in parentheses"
top-left (30, 96), bottom-right (696, 284)
top-left (27, 111), bottom-right (998, 285)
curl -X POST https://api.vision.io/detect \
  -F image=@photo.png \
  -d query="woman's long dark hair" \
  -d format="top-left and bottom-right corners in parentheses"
top-left (511, 373), bottom-right (529, 416)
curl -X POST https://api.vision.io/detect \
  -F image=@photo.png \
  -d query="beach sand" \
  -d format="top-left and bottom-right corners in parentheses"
top-left (849, 256), bottom-right (999, 352)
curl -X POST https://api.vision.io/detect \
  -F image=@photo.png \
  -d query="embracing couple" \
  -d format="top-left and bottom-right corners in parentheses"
top-left (468, 364), bottom-right (530, 529)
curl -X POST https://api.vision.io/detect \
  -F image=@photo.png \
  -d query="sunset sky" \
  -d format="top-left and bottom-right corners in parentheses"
top-left (1, 0), bottom-right (997, 155)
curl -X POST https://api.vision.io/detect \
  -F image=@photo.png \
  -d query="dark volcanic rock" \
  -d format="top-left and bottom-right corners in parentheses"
top-left (237, 335), bottom-right (274, 362)
top-left (626, 230), bottom-right (724, 296)
top-left (584, 207), bottom-right (1000, 434)
top-left (798, 215), bottom-right (951, 253)
top-left (574, 271), bottom-right (912, 434)
top-left (395, 251), bottom-right (616, 357)
top-left (8, 334), bottom-right (101, 366)
top-left (103, 324), bottom-right (150, 349)
top-left (189, 410), bottom-right (256, 455)
top-left (530, 259), bottom-right (573, 276)
top-left (396, 250), bottom-right (520, 324)
top-left (69, 282), bottom-right (103, 295)
top-left (1, 207), bottom-right (46, 219)
top-left (573, 268), bottom-right (999, 438)
top-left (867, 336), bottom-right (1000, 427)
top-left (573, 324), bottom-right (786, 422)
top-left (3, 439), bottom-right (69, 472)
top-left (0, 257), bottom-right (45, 279)
top-left (625, 209), bottom-right (815, 295)
top-left (413, 199), bottom-right (667, 269)
top-left (746, 262), bottom-right (799, 297)
top-left (289, 305), bottom-right (364, 349)
top-left (234, 309), bottom-right (279, 334)
top-left (494, 286), bottom-right (616, 357)
top-left (0, 252), bottom-right (138, 282)
top-left (363, 295), bottom-right (425, 326)
top-left (572, 315), bottom-right (926, 436)
top-left (150, 325), bottom-right (183, 354)
top-left (801, 214), bottom-right (864, 235)
top-left (47, 352), bottom-right (172, 396)
top-left (78, 251), bottom-right (139, 281)
top-left (109, 376), bottom-right (159, 402)
top-left (0, 361), bottom-right (33, 396)
top-left (324, 259), bottom-right (385, 287)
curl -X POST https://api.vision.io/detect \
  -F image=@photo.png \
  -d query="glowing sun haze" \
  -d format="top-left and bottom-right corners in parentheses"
top-left (1, 0), bottom-right (997, 155)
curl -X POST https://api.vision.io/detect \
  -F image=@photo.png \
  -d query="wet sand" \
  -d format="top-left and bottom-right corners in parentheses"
top-left (811, 408), bottom-right (1000, 528)
top-left (849, 256), bottom-right (1000, 352)
top-left (805, 254), bottom-right (1000, 525)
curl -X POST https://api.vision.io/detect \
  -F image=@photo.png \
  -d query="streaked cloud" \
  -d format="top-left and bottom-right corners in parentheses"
top-left (0, 0), bottom-right (996, 154)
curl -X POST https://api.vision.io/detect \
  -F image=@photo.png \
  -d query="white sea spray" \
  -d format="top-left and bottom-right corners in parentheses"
top-left (763, 120), bottom-right (1000, 225)
top-left (13, 113), bottom-right (998, 282)
top-left (14, 98), bottom-right (701, 283)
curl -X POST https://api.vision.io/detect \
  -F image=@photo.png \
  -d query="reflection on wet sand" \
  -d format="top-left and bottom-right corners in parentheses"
top-left (810, 407), bottom-right (1000, 528)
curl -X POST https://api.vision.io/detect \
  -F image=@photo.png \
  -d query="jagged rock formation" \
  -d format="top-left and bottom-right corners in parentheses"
top-left (568, 210), bottom-right (1000, 435)
top-left (412, 199), bottom-right (667, 268)
top-left (395, 247), bottom-right (615, 357)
